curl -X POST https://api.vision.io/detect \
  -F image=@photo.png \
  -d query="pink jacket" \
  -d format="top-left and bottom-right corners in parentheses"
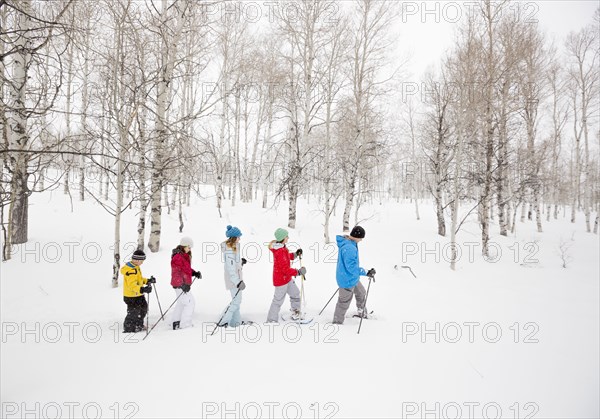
top-left (171, 250), bottom-right (192, 288)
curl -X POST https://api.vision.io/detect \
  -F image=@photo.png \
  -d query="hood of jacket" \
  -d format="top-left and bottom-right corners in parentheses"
top-left (336, 235), bottom-right (355, 251)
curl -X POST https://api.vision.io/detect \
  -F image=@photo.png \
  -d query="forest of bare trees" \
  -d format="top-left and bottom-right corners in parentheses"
top-left (1, 0), bottom-right (598, 283)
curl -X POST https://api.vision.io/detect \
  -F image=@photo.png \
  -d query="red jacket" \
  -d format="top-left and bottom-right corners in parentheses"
top-left (270, 243), bottom-right (299, 286)
top-left (171, 250), bottom-right (192, 288)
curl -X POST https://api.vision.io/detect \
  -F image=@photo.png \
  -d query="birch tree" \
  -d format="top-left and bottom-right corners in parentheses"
top-left (2, 0), bottom-right (72, 259)
top-left (277, 0), bottom-right (334, 229)
top-left (546, 59), bottom-right (569, 222)
top-left (319, 14), bottom-right (350, 242)
top-left (209, 11), bottom-right (247, 216)
top-left (104, 0), bottom-right (139, 287)
top-left (147, 0), bottom-right (190, 252)
top-left (478, 0), bottom-right (508, 256)
top-left (519, 22), bottom-right (549, 233)
top-left (494, 14), bottom-right (523, 237)
top-left (341, 0), bottom-right (399, 231)
top-left (420, 70), bottom-right (454, 237)
top-left (565, 21), bottom-right (599, 232)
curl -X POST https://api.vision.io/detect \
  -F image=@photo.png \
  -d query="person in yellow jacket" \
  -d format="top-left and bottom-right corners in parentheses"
top-left (121, 250), bottom-right (155, 333)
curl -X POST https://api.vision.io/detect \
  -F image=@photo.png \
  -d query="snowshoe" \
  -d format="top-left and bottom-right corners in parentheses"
top-left (281, 313), bottom-right (314, 324)
top-left (132, 325), bottom-right (148, 332)
top-left (349, 309), bottom-right (375, 319)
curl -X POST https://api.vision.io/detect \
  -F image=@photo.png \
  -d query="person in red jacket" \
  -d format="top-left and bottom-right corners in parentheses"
top-left (171, 236), bottom-right (201, 330)
top-left (266, 228), bottom-right (306, 322)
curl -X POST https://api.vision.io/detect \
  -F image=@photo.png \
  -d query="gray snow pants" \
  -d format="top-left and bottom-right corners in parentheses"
top-left (267, 280), bottom-right (301, 322)
top-left (332, 281), bottom-right (367, 324)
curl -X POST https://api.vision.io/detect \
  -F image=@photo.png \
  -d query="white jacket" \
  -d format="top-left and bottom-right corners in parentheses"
top-left (221, 241), bottom-right (243, 290)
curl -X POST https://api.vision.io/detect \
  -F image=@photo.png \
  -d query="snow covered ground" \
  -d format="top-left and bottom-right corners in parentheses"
top-left (1, 188), bottom-right (598, 418)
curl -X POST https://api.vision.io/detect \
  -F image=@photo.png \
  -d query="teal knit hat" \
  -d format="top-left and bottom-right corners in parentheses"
top-left (226, 225), bottom-right (242, 238)
top-left (274, 228), bottom-right (288, 242)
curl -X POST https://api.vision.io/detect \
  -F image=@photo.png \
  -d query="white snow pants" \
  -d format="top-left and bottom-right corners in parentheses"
top-left (172, 288), bottom-right (195, 328)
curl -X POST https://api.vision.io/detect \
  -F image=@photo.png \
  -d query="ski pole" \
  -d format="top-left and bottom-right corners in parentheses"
top-left (153, 281), bottom-right (165, 318)
top-left (402, 265), bottom-right (417, 278)
top-left (299, 254), bottom-right (306, 309)
top-left (318, 288), bottom-right (339, 316)
top-left (395, 265), bottom-right (417, 278)
top-left (357, 274), bottom-right (374, 335)
top-left (143, 277), bottom-right (197, 340)
top-left (145, 287), bottom-right (151, 338)
top-left (298, 254), bottom-right (307, 280)
top-left (211, 288), bottom-right (241, 336)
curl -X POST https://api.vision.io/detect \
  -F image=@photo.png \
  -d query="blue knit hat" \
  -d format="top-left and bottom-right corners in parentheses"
top-left (226, 225), bottom-right (242, 238)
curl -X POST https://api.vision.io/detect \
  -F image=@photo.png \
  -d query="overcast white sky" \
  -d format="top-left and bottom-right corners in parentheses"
top-left (398, 0), bottom-right (599, 79)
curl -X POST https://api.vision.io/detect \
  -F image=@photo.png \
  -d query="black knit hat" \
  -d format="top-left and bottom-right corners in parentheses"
top-left (350, 226), bottom-right (366, 239)
top-left (132, 250), bottom-right (146, 261)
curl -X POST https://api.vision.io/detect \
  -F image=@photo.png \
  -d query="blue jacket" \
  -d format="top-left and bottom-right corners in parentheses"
top-left (336, 235), bottom-right (366, 288)
top-left (221, 242), bottom-right (243, 290)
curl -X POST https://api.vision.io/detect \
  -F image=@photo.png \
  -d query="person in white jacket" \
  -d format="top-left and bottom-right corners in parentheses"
top-left (217, 225), bottom-right (247, 327)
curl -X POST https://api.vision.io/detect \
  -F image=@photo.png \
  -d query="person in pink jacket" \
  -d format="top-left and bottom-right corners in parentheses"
top-left (171, 237), bottom-right (201, 330)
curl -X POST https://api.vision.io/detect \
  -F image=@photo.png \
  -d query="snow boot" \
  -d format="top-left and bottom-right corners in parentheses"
top-left (354, 308), bottom-right (372, 319)
top-left (290, 309), bottom-right (302, 321)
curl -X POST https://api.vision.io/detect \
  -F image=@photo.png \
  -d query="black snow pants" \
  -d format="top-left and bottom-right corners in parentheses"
top-left (123, 296), bottom-right (148, 332)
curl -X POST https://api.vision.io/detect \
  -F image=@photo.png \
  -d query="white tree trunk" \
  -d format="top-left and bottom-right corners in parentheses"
top-left (148, 0), bottom-right (187, 252)
top-left (342, 170), bottom-right (356, 232)
top-left (111, 16), bottom-right (127, 288)
top-left (79, 19), bottom-right (91, 202)
top-left (136, 114), bottom-right (148, 250)
top-left (1, 4), bottom-right (10, 259)
top-left (6, 0), bottom-right (33, 247)
top-left (112, 141), bottom-right (126, 288)
top-left (63, 39), bottom-right (74, 196)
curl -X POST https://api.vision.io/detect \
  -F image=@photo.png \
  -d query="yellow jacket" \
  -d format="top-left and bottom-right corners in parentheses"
top-left (121, 262), bottom-right (148, 297)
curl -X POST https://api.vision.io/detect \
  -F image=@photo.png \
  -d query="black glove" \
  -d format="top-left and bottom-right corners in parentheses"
top-left (181, 283), bottom-right (191, 293)
top-left (242, 258), bottom-right (247, 266)
top-left (192, 270), bottom-right (201, 279)
top-left (147, 276), bottom-right (156, 284)
top-left (295, 249), bottom-right (303, 257)
top-left (237, 280), bottom-right (246, 290)
top-left (367, 268), bottom-right (376, 278)
top-left (297, 267), bottom-right (307, 276)
top-left (140, 285), bottom-right (152, 294)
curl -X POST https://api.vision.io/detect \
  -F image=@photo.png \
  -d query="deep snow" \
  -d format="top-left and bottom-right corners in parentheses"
top-left (1, 187), bottom-right (598, 418)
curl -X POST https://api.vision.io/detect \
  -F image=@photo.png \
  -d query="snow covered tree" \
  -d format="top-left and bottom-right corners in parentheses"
top-left (1, 0), bottom-right (73, 259)
top-left (276, 0), bottom-right (336, 229)
top-left (565, 20), bottom-right (599, 232)
top-left (340, 0), bottom-right (399, 232)
top-left (147, 0), bottom-right (190, 252)
top-left (420, 70), bottom-right (455, 237)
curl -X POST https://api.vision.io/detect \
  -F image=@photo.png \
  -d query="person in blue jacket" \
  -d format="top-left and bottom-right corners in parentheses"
top-left (333, 226), bottom-right (376, 324)
top-left (217, 225), bottom-right (247, 327)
